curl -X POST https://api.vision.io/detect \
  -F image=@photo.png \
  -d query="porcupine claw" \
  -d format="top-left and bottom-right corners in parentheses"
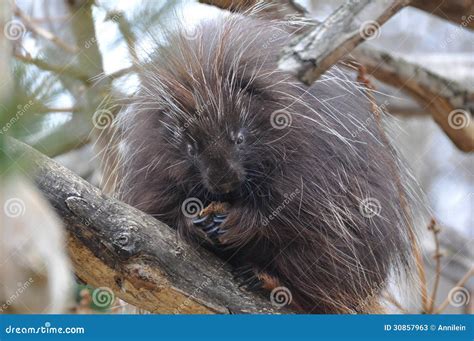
top-left (192, 213), bottom-right (227, 242)
top-left (232, 265), bottom-right (264, 292)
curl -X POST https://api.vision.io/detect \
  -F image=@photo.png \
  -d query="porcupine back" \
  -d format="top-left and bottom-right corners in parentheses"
top-left (114, 12), bottom-right (414, 313)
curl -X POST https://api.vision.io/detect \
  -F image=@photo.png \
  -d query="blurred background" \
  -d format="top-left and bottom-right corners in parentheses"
top-left (0, 0), bottom-right (472, 314)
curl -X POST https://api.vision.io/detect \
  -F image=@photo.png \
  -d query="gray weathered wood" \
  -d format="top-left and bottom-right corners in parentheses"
top-left (278, 0), bottom-right (410, 84)
top-left (7, 138), bottom-right (290, 314)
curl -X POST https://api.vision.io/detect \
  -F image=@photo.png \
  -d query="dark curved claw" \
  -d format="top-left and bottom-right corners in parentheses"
top-left (192, 213), bottom-right (228, 243)
top-left (232, 265), bottom-right (263, 292)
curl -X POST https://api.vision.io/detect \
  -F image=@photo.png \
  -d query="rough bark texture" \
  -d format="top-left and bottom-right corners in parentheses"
top-left (278, 0), bottom-right (411, 84)
top-left (6, 138), bottom-right (290, 314)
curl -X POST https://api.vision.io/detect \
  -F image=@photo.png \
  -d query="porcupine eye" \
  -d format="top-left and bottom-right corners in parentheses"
top-left (235, 131), bottom-right (244, 145)
top-left (187, 143), bottom-right (196, 157)
top-left (231, 129), bottom-right (245, 146)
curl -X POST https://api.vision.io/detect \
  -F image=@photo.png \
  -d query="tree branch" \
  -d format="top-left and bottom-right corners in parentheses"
top-left (14, 52), bottom-right (90, 84)
top-left (6, 138), bottom-right (290, 314)
top-left (106, 66), bottom-right (136, 80)
top-left (278, 0), bottom-right (411, 84)
top-left (31, 115), bottom-right (92, 158)
top-left (13, 4), bottom-right (79, 54)
top-left (348, 46), bottom-right (474, 152)
top-left (37, 106), bottom-right (78, 114)
top-left (411, 0), bottom-right (474, 29)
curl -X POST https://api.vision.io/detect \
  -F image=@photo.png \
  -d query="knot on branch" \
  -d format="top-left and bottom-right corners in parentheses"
top-left (112, 231), bottom-right (138, 260)
top-left (65, 196), bottom-right (142, 260)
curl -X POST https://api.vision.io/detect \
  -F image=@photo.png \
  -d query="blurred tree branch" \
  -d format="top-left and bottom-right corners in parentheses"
top-left (347, 46), bottom-right (474, 152)
top-left (6, 137), bottom-right (289, 314)
top-left (13, 51), bottom-right (90, 84)
top-left (13, 4), bottom-right (78, 53)
top-left (31, 115), bottom-right (92, 158)
top-left (411, 0), bottom-right (474, 29)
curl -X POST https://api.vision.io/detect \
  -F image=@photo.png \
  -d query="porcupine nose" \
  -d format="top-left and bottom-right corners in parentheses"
top-left (206, 157), bottom-right (241, 194)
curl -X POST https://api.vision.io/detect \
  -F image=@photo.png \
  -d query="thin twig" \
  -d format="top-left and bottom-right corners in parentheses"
top-left (13, 4), bottom-right (78, 54)
top-left (426, 218), bottom-right (442, 313)
top-left (37, 106), bottom-right (78, 114)
top-left (15, 53), bottom-right (87, 83)
top-left (106, 66), bottom-right (136, 80)
top-left (14, 52), bottom-right (90, 84)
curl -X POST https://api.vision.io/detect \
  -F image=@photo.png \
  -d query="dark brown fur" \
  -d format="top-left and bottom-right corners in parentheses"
top-left (115, 14), bottom-right (412, 313)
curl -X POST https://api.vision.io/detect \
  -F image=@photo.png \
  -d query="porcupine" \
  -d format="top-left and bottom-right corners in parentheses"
top-left (114, 12), bottom-right (414, 313)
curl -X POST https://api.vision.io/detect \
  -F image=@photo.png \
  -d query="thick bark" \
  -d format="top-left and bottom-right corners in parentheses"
top-left (6, 138), bottom-right (290, 314)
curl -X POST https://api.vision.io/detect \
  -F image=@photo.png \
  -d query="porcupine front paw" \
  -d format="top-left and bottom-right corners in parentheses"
top-left (192, 213), bottom-right (227, 243)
